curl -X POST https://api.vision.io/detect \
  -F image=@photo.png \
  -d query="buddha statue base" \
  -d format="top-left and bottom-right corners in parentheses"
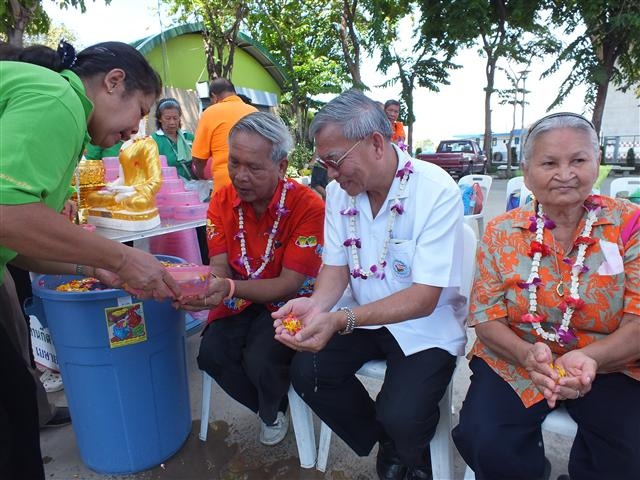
top-left (87, 207), bottom-right (161, 231)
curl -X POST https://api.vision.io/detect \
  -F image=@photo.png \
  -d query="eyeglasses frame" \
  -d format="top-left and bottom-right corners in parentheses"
top-left (315, 138), bottom-right (364, 170)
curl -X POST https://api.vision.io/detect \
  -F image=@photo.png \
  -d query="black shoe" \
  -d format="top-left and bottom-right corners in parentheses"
top-left (405, 466), bottom-right (433, 480)
top-left (41, 406), bottom-right (71, 429)
top-left (556, 476), bottom-right (570, 480)
top-left (376, 442), bottom-right (407, 480)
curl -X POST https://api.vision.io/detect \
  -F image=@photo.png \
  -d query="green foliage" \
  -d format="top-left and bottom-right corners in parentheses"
top-left (245, 0), bottom-right (347, 145)
top-left (545, 0), bottom-right (640, 130)
top-left (286, 143), bottom-right (314, 176)
top-left (26, 24), bottom-right (76, 49)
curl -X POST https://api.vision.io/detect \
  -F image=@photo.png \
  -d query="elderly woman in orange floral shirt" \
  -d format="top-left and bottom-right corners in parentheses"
top-left (453, 113), bottom-right (640, 480)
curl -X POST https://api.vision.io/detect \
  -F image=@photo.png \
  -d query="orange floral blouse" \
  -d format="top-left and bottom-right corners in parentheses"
top-left (469, 195), bottom-right (640, 407)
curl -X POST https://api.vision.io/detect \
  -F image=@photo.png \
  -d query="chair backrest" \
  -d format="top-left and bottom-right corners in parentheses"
top-left (505, 175), bottom-right (533, 209)
top-left (461, 223), bottom-right (477, 300)
top-left (609, 177), bottom-right (640, 199)
top-left (458, 175), bottom-right (493, 214)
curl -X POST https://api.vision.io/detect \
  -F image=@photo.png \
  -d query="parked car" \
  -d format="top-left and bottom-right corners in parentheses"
top-left (416, 139), bottom-right (487, 177)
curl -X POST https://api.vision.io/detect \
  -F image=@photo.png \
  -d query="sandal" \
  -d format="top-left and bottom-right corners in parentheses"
top-left (40, 369), bottom-right (64, 393)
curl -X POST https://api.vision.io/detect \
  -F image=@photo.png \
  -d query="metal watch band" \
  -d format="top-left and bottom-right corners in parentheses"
top-left (338, 306), bottom-right (357, 335)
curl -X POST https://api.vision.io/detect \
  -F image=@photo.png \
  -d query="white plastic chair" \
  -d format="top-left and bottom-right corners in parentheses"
top-left (303, 223), bottom-right (478, 475)
top-left (199, 375), bottom-right (318, 468)
top-left (463, 406), bottom-right (577, 479)
top-left (458, 174), bottom-right (493, 237)
top-left (505, 176), bottom-right (533, 210)
top-left (609, 176), bottom-right (640, 198)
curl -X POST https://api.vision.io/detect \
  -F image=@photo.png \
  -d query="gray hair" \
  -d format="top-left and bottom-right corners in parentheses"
top-left (309, 89), bottom-right (392, 141)
top-left (523, 112), bottom-right (599, 165)
top-left (229, 112), bottom-right (293, 163)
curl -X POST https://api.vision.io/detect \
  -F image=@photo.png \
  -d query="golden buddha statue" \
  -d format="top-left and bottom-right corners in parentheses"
top-left (87, 137), bottom-right (162, 231)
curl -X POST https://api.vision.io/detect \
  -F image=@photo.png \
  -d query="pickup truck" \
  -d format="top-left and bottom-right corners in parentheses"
top-left (416, 139), bottom-right (487, 177)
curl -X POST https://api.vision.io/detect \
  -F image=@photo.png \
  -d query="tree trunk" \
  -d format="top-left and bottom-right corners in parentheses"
top-left (339, 0), bottom-right (363, 89)
top-left (7, 0), bottom-right (37, 47)
top-left (483, 48), bottom-right (497, 167)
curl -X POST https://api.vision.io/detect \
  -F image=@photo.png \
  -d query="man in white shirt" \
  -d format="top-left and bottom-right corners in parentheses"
top-left (274, 89), bottom-right (467, 480)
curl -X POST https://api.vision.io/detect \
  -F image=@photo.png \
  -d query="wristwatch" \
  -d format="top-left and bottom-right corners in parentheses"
top-left (338, 306), bottom-right (357, 335)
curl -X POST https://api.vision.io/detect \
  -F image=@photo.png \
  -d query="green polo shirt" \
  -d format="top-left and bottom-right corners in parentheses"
top-left (0, 61), bottom-right (93, 283)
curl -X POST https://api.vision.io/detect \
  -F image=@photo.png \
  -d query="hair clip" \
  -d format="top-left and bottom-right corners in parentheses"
top-left (57, 40), bottom-right (77, 69)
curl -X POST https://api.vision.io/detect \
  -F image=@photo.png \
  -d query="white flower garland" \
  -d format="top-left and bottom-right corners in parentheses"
top-left (524, 203), bottom-right (599, 344)
top-left (236, 180), bottom-right (291, 279)
top-left (342, 161), bottom-right (413, 280)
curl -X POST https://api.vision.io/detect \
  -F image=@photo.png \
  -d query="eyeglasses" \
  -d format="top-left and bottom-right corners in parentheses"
top-left (525, 112), bottom-right (596, 144)
top-left (315, 139), bottom-right (363, 170)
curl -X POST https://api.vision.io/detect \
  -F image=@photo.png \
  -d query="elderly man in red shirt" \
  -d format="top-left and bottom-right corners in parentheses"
top-left (180, 112), bottom-right (325, 446)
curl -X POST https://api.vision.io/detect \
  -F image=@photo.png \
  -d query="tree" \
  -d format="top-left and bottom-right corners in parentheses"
top-left (471, 1), bottom-right (555, 166)
top-left (164, 0), bottom-right (247, 80)
top-left (334, 0), bottom-right (366, 90)
top-left (402, 1), bottom-right (557, 164)
top-left (546, 0), bottom-right (640, 134)
top-left (0, 0), bottom-right (109, 47)
top-left (26, 23), bottom-right (76, 48)
top-left (246, 0), bottom-right (347, 146)
top-left (369, 3), bottom-right (462, 153)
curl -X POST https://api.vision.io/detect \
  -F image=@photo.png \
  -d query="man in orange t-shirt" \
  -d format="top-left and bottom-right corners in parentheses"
top-left (191, 78), bottom-right (257, 190)
top-left (384, 99), bottom-right (406, 145)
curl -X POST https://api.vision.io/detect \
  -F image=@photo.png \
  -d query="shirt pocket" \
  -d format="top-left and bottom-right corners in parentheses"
top-left (597, 240), bottom-right (624, 275)
top-left (387, 239), bottom-right (415, 283)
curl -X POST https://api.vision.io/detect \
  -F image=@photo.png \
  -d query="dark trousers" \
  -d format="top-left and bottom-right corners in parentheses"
top-left (197, 304), bottom-right (294, 424)
top-left (0, 274), bottom-right (44, 479)
top-left (0, 268), bottom-right (54, 426)
top-left (290, 327), bottom-right (456, 468)
top-left (453, 357), bottom-right (640, 480)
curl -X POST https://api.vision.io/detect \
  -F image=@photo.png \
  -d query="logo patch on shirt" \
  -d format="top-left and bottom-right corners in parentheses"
top-left (295, 235), bottom-right (318, 248)
top-left (392, 259), bottom-right (411, 278)
top-left (206, 219), bottom-right (218, 240)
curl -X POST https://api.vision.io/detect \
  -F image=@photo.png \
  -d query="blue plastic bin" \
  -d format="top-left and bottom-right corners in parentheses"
top-left (27, 257), bottom-right (191, 474)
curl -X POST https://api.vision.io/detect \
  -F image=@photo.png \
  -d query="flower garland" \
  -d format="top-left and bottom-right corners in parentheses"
top-left (235, 180), bottom-right (292, 279)
top-left (518, 196), bottom-right (602, 345)
top-left (340, 161), bottom-right (413, 279)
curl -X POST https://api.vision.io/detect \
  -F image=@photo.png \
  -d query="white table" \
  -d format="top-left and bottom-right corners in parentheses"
top-left (94, 218), bottom-right (206, 243)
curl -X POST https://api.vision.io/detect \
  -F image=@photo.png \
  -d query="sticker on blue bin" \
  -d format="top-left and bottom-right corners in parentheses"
top-left (105, 303), bottom-right (147, 348)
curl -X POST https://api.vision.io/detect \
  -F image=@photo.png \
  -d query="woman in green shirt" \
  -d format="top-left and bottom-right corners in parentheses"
top-left (0, 40), bottom-right (180, 480)
top-left (151, 98), bottom-right (195, 179)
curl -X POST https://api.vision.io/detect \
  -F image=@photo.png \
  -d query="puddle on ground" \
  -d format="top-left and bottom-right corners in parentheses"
top-left (143, 420), bottom-right (339, 480)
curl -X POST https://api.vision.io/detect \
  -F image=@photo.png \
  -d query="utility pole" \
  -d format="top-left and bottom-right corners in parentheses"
top-left (519, 70), bottom-right (530, 163)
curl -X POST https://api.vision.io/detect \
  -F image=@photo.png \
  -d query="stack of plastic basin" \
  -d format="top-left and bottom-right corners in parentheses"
top-left (150, 161), bottom-right (208, 264)
top-left (26, 254), bottom-right (191, 474)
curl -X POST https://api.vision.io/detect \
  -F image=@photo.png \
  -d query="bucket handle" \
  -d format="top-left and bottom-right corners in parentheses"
top-left (24, 296), bottom-right (47, 328)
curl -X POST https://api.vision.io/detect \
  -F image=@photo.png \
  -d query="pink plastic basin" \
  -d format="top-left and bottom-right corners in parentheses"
top-left (167, 265), bottom-right (210, 297)
top-left (161, 167), bottom-right (179, 179)
top-left (104, 167), bottom-right (120, 182)
top-left (102, 156), bottom-right (120, 169)
top-left (161, 191), bottom-right (200, 206)
top-left (159, 179), bottom-right (185, 194)
top-left (173, 203), bottom-right (208, 221)
top-left (157, 205), bottom-right (175, 219)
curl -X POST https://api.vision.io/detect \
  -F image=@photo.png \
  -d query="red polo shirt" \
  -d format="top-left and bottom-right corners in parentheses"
top-left (206, 178), bottom-right (325, 320)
